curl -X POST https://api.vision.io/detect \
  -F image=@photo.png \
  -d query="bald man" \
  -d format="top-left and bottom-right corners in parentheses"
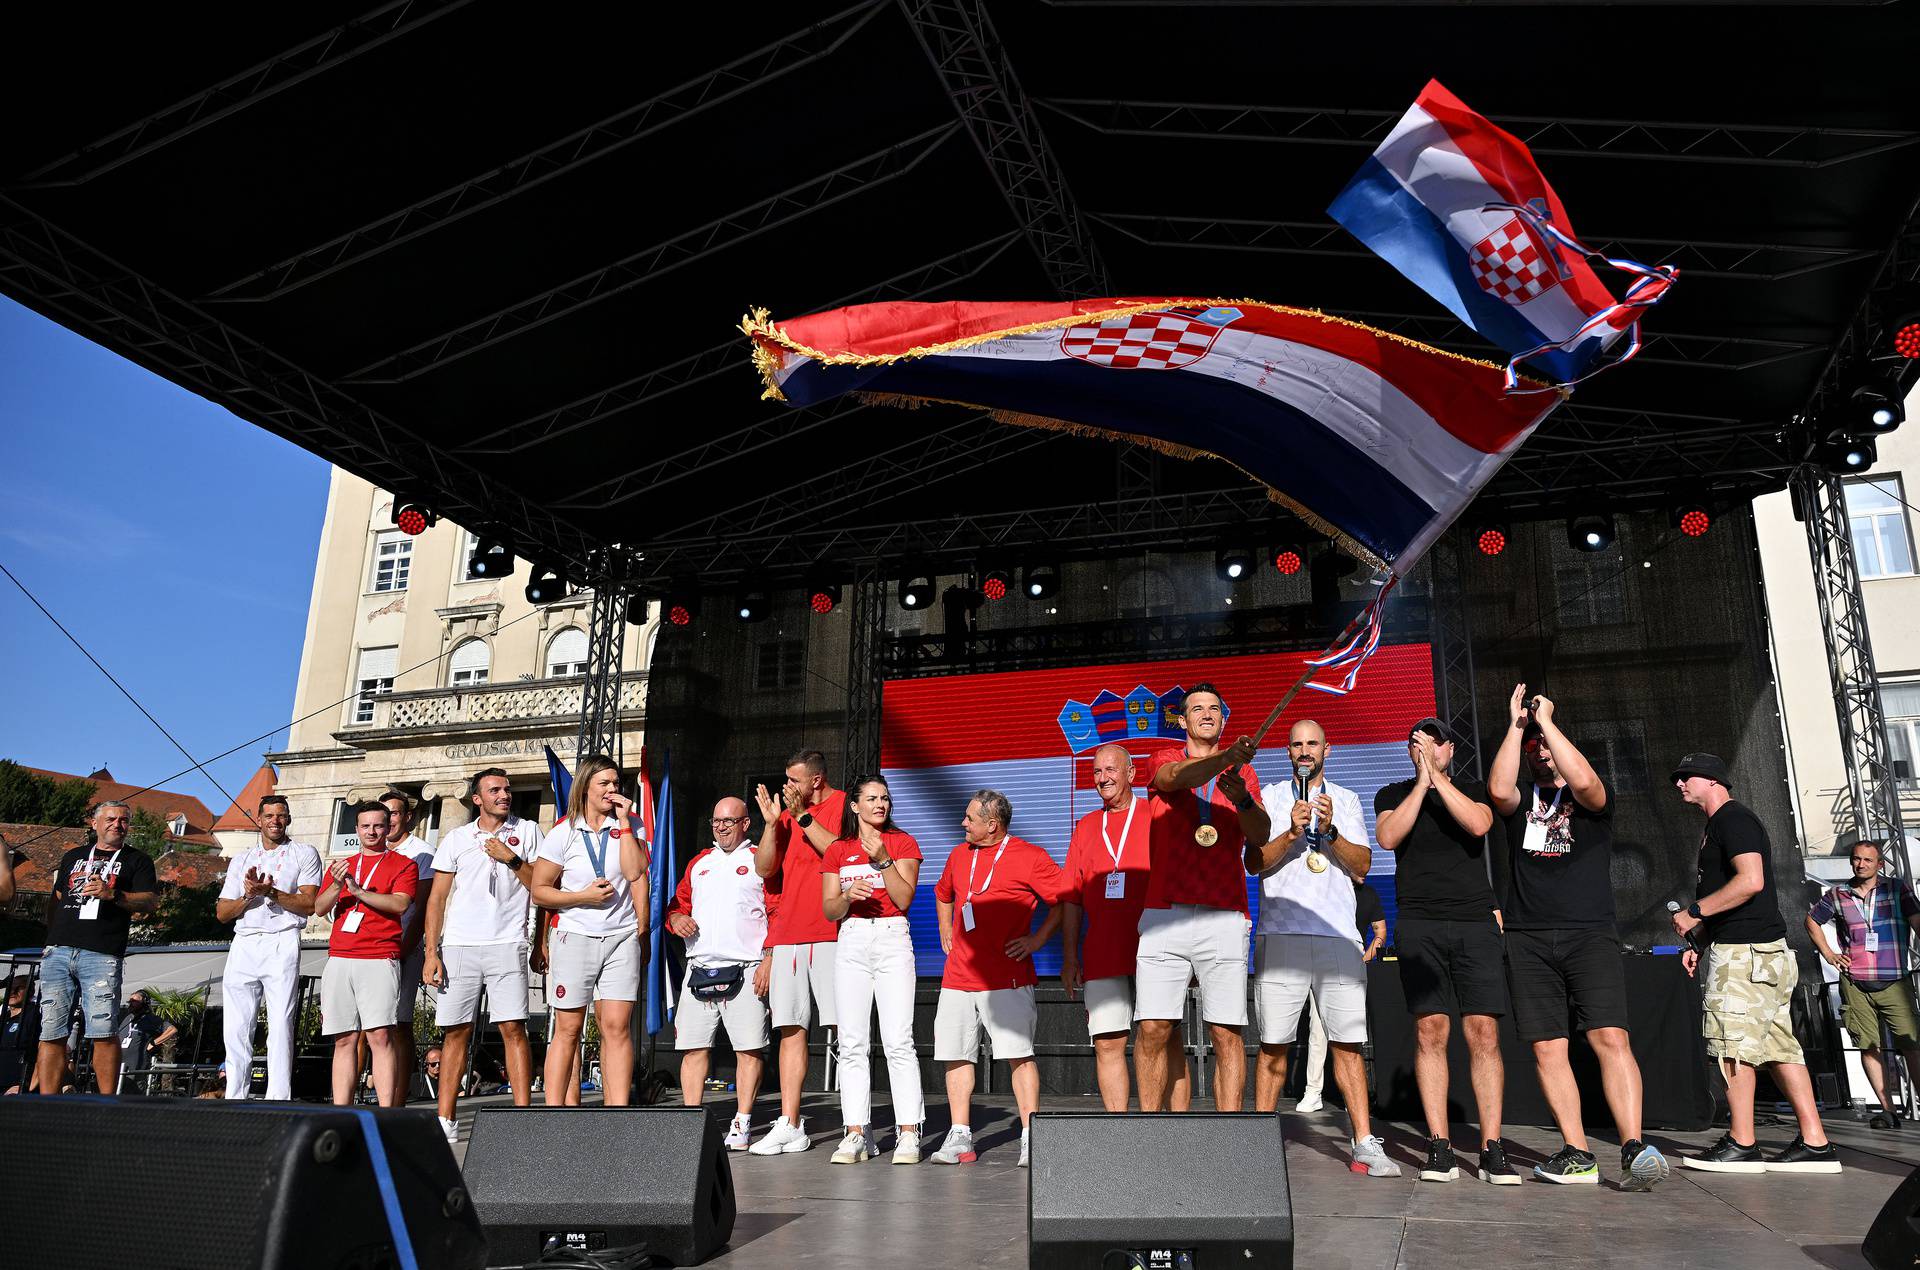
top-left (667, 796), bottom-right (773, 1151)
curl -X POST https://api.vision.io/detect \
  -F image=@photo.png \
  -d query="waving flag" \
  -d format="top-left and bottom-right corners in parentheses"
top-left (1329, 79), bottom-right (1676, 388)
top-left (543, 745), bottom-right (572, 812)
top-left (644, 750), bottom-right (678, 1036)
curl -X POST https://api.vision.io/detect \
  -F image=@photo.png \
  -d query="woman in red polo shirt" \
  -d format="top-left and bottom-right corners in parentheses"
top-left (820, 776), bottom-right (924, 1164)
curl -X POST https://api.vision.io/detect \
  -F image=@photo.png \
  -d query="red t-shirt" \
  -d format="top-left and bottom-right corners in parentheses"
top-left (1062, 799), bottom-right (1153, 982)
top-left (767, 788), bottom-right (846, 946)
top-left (933, 835), bottom-right (1066, 991)
top-left (322, 850), bottom-right (419, 959)
top-left (1139, 746), bottom-right (1259, 913)
top-left (825, 830), bottom-right (923, 921)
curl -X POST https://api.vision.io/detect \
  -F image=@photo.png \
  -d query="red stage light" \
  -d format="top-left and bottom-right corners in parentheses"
top-left (1897, 322), bottom-right (1920, 359)
top-left (982, 575), bottom-right (1008, 601)
top-left (1477, 528), bottom-right (1507, 557)
top-left (1273, 549), bottom-right (1303, 575)
top-left (395, 507), bottom-right (428, 535)
top-left (1679, 509), bottom-right (1711, 537)
top-left (668, 604), bottom-right (692, 627)
top-left (809, 591), bottom-right (836, 614)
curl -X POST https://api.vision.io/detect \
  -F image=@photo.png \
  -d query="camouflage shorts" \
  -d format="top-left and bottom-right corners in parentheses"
top-left (1702, 940), bottom-right (1803, 1067)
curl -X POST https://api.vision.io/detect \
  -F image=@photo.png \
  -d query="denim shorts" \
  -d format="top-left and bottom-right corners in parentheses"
top-left (38, 945), bottom-right (124, 1041)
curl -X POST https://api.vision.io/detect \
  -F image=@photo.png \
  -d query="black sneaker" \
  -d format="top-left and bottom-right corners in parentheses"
top-left (1532, 1144), bottom-right (1599, 1184)
top-left (1765, 1136), bottom-right (1841, 1174)
top-left (1681, 1132), bottom-right (1766, 1174)
top-left (1419, 1136), bottom-right (1459, 1182)
top-left (1478, 1138), bottom-right (1523, 1185)
top-left (1620, 1139), bottom-right (1670, 1192)
top-left (1870, 1110), bottom-right (1903, 1131)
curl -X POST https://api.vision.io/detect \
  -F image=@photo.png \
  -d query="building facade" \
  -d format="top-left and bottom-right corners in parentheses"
top-left (267, 469), bottom-right (655, 859)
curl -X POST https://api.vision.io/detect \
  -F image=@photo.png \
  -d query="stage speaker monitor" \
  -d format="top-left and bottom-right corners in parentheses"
top-left (1864, 1162), bottom-right (1920, 1270)
top-left (464, 1105), bottom-right (736, 1265)
top-left (0, 1096), bottom-right (484, 1270)
top-left (1029, 1112), bottom-right (1293, 1270)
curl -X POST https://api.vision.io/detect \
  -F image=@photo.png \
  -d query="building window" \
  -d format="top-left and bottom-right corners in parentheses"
top-left (1551, 539), bottom-right (1627, 628)
top-left (371, 530), bottom-right (412, 593)
top-left (755, 640), bottom-right (805, 691)
top-left (1846, 476), bottom-right (1915, 580)
top-left (1881, 682), bottom-right (1920, 789)
top-left (167, 814), bottom-right (187, 837)
top-left (449, 638), bottom-right (490, 687)
top-left (352, 646), bottom-right (397, 725)
top-left (547, 627), bottom-right (589, 677)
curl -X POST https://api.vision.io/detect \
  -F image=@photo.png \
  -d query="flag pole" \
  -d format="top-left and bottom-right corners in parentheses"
top-left (1247, 602), bottom-right (1375, 748)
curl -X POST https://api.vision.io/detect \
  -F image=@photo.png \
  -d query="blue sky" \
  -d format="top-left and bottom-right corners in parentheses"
top-left (0, 295), bottom-right (330, 816)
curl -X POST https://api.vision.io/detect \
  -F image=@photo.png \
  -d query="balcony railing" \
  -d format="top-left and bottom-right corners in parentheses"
top-left (351, 671), bottom-right (646, 733)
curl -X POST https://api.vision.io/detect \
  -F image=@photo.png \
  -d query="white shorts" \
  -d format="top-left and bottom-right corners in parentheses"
top-left (1135, 905), bottom-right (1251, 1026)
top-left (1254, 933), bottom-right (1368, 1045)
top-left (320, 957), bottom-right (401, 1036)
top-left (934, 986), bottom-right (1037, 1061)
top-left (549, 928), bottom-right (640, 1006)
top-left (675, 963), bottom-right (771, 1052)
top-left (437, 942), bottom-right (531, 1026)
top-left (1084, 977), bottom-right (1134, 1038)
top-left (768, 942), bottom-right (837, 1030)
top-left (396, 946), bottom-right (425, 1024)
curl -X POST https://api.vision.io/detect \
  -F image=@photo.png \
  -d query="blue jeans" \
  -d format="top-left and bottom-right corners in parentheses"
top-left (38, 945), bottom-right (123, 1041)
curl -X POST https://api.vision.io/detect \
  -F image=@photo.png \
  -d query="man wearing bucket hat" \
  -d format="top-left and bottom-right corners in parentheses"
top-left (1669, 752), bottom-right (1838, 1174)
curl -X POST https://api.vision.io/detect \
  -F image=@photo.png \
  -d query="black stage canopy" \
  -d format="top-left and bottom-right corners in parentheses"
top-left (4, 1), bottom-right (1918, 588)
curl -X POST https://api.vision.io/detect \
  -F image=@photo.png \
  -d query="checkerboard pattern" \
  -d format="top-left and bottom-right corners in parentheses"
top-left (1469, 218), bottom-right (1558, 303)
top-left (1059, 314), bottom-right (1221, 369)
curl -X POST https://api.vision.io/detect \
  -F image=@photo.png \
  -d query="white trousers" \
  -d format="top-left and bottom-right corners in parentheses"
top-left (1300, 993), bottom-right (1328, 1098)
top-left (223, 929), bottom-right (302, 1100)
top-left (833, 917), bottom-right (923, 1129)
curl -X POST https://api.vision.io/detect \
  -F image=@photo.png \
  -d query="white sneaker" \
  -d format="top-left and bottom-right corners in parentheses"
top-left (1349, 1135), bottom-right (1402, 1178)
top-left (1018, 1127), bottom-right (1030, 1169)
top-left (438, 1116), bottom-right (459, 1146)
top-left (831, 1131), bottom-right (872, 1164)
top-left (723, 1114), bottom-right (752, 1151)
top-left (748, 1115), bottom-right (810, 1155)
top-left (893, 1128), bottom-right (922, 1164)
top-left (930, 1126), bottom-right (977, 1165)
top-left (1296, 1092), bottom-right (1324, 1114)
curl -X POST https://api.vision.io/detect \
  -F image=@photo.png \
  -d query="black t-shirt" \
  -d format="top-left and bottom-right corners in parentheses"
top-left (45, 845), bottom-right (157, 957)
top-left (0, 1001), bottom-right (39, 1088)
top-left (1374, 777), bottom-right (1497, 921)
top-left (1500, 783), bottom-right (1616, 931)
top-left (117, 1011), bottom-right (166, 1072)
top-left (1354, 882), bottom-right (1386, 941)
top-left (1696, 800), bottom-right (1785, 945)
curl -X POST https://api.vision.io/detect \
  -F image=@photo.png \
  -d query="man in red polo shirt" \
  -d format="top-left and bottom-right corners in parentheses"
top-left (749, 749), bottom-right (846, 1156)
top-left (312, 802), bottom-right (418, 1107)
top-left (1134, 683), bottom-right (1268, 1112)
top-left (1062, 742), bottom-right (1190, 1112)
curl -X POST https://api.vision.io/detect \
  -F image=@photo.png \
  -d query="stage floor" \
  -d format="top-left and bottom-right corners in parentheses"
top-left (448, 1092), bottom-right (1915, 1269)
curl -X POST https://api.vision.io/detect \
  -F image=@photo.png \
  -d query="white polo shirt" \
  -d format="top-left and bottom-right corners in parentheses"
top-left (220, 838), bottom-right (324, 935)
top-left (680, 843), bottom-right (767, 968)
top-left (392, 833), bottom-right (437, 931)
top-left (536, 816), bottom-right (639, 937)
top-left (432, 816), bottom-right (537, 947)
top-left (1256, 777), bottom-right (1369, 946)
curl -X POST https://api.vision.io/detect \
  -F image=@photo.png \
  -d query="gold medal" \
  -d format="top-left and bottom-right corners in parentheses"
top-left (1306, 851), bottom-right (1329, 874)
top-left (1193, 824), bottom-right (1219, 847)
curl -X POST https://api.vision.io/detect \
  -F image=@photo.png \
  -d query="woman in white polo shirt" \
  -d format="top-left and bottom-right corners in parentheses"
top-left (530, 755), bottom-right (650, 1107)
top-left (820, 775), bottom-right (925, 1164)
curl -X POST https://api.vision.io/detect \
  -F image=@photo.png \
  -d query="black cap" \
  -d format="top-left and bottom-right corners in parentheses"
top-left (1671, 752), bottom-right (1732, 788)
top-left (1410, 717), bottom-right (1453, 744)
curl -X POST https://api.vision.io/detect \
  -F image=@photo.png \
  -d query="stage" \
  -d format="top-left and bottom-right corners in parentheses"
top-left (444, 1091), bottom-right (1909, 1269)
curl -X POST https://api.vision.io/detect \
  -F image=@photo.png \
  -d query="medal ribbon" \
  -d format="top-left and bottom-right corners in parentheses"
top-left (577, 821), bottom-right (613, 880)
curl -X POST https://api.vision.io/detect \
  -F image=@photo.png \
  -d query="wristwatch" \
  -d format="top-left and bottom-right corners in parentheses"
top-left (874, 857), bottom-right (894, 870)
top-left (1687, 901), bottom-right (1704, 920)
top-left (796, 812), bottom-right (814, 829)
top-left (1232, 794), bottom-right (1255, 812)
top-left (504, 853), bottom-right (525, 871)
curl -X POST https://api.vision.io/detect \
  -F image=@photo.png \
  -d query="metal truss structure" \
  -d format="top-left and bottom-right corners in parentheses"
top-left (1427, 530), bottom-right (1484, 780)
top-left (843, 561), bottom-right (887, 775)
top-left (1038, 98), bottom-right (1920, 169)
top-left (573, 582), bottom-right (631, 768)
top-left (900, 0), bottom-right (1110, 297)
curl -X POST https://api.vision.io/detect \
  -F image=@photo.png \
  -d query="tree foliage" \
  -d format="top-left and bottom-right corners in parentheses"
top-left (0, 761), bottom-right (97, 826)
top-left (128, 808), bottom-right (171, 856)
top-left (133, 883), bottom-right (227, 945)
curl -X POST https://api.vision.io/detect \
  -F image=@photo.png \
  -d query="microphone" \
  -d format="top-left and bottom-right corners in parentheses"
top-left (1296, 759), bottom-right (1321, 840)
top-left (1666, 901), bottom-right (1700, 949)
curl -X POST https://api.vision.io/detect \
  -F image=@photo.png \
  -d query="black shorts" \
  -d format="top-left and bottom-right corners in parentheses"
top-left (1504, 927), bottom-right (1629, 1042)
top-left (1395, 916), bottom-right (1508, 1018)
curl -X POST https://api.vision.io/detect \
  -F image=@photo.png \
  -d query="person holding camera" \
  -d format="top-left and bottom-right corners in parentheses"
top-left (667, 796), bottom-right (773, 1152)
top-left (1489, 686), bottom-right (1666, 1190)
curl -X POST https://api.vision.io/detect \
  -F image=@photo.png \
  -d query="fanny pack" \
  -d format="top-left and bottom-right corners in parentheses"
top-left (688, 962), bottom-right (746, 1003)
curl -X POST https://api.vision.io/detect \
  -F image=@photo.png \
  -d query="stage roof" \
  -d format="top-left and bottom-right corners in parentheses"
top-left (4, 1), bottom-right (1918, 588)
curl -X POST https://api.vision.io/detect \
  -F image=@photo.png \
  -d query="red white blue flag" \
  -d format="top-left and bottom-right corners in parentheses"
top-left (1329, 80), bottom-right (1677, 388)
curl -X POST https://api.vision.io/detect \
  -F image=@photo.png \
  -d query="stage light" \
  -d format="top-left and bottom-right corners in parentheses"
top-left (1566, 512), bottom-right (1615, 553)
top-left (1888, 290), bottom-right (1920, 359)
top-left (1215, 547), bottom-right (1255, 582)
top-left (1272, 548), bottom-right (1303, 575)
top-left (1472, 523), bottom-right (1509, 557)
top-left (1023, 564), bottom-right (1060, 600)
top-left (1850, 376), bottom-right (1905, 433)
top-left (665, 593), bottom-right (697, 627)
top-left (736, 589), bottom-right (769, 623)
top-left (1670, 501), bottom-right (1712, 538)
top-left (981, 568), bottom-right (1012, 601)
top-left (624, 594), bottom-right (649, 625)
top-left (1817, 432), bottom-right (1876, 474)
top-left (899, 575), bottom-right (934, 611)
top-left (392, 498), bottom-right (437, 536)
top-left (808, 580), bottom-right (842, 615)
top-left (466, 532), bottom-right (515, 579)
top-left (524, 564), bottom-right (566, 605)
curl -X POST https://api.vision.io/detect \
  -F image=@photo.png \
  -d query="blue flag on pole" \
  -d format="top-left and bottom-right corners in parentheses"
top-left (644, 750), bottom-right (678, 1036)
top-left (543, 745), bottom-right (572, 812)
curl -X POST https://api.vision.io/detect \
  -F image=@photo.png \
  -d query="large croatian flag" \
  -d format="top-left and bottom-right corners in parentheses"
top-left (1329, 79), bottom-right (1676, 387)
top-left (744, 297), bottom-right (1559, 576)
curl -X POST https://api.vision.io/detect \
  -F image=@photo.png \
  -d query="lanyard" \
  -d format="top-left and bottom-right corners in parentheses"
top-left (577, 821), bottom-right (613, 879)
top-left (477, 819), bottom-right (514, 894)
top-left (81, 846), bottom-right (122, 891)
top-left (1529, 785), bottom-right (1565, 824)
top-left (1196, 776), bottom-right (1218, 827)
top-left (965, 839), bottom-right (1010, 898)
top-left (1099, 801), bottom-right (1137, 870)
